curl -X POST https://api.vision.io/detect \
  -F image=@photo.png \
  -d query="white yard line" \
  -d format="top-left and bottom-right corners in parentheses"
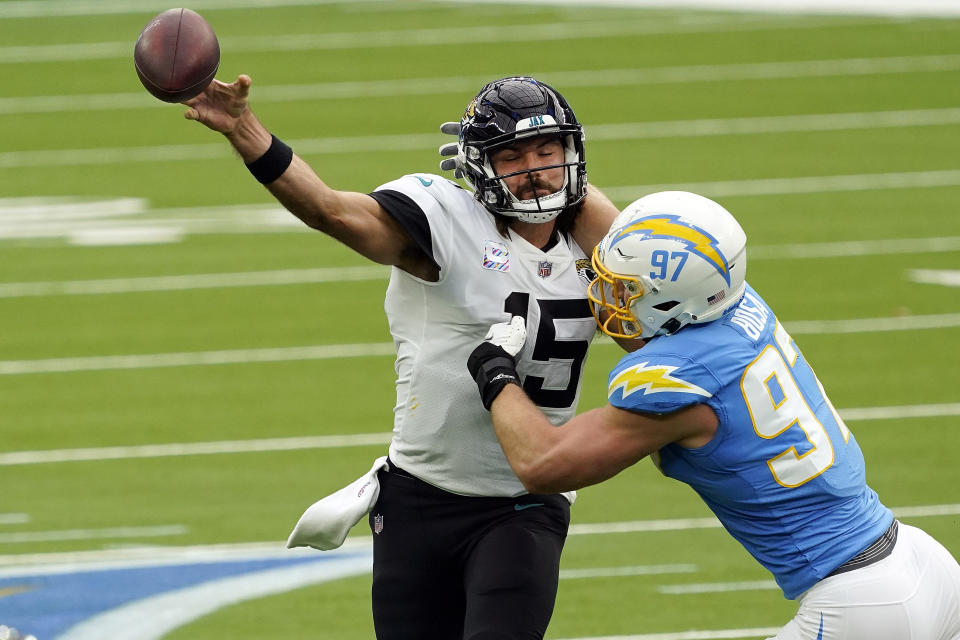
top-left (1, 406), bottom-right (957, 467)
top-left (600, 169), bottom-right (960, 201)
top-left (569, 504), bottom-right (960, 537)
top-left (0, 433), bottom-right (392, 466)
top-left (442, 0), bottom-right (960, 17)
top-left (0, 514), bottom-right (30, 525)
top-left (3, 172), bottom-right (960, 245)
top-left (0, 15), bottom-right (886, 63)
top-left (840, 403), bottom-right (960, 421)
top-left (658, 580), bottom-right (779, 594)
top-left (0, 504), bottom-right (953, 561)
top-left (0, 525), bottom-right (188, 545)
top-left (749, 236), bottom-right (960, 259)
top-left (5, 106), bottom-right (960, 165)
top-left (0, 236), bottom-right (958, 298)
top-left (561, 564), bottom-right (699, 579)
top-left (0, 0), bottom-right (382, 18)
top-left (3, 310), bottom-right (960, 377)
top-left (5, 57), bottom-right (960, 113)
top-left (909, 269), bottom-right (960, 287)
top-left (785, 313), bottom-right (960, 334)
top-left (2, 0), bottom-right (957, 19)
top-left (555, 629), bottom-right (782, 640)
top-left (0, 343), bottom-right (397, 376)
top-left (0, 266), bottom-right (389, 298)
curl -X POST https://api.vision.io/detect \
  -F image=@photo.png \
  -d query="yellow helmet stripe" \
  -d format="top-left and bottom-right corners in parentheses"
top-left (610, 215), bottom-right (731, 285)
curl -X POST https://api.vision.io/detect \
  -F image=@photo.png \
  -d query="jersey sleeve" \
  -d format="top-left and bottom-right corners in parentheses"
top-left (607, 350), bottom-right (719, 415)
top-left (370, 174), bottom-right (468, 276)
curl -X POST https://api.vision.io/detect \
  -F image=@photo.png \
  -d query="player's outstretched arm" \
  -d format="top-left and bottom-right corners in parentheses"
top-left (467, 319), bottom-right (718, 493)
top-left (489, 388), bottom-right (717, 494)
top-left (571, 184), bottom-right (619, 254)
top-left (184, 75), bottom-right (435, 279)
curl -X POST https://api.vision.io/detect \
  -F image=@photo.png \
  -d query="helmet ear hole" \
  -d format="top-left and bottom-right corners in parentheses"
top-left (652, 300), bottom-right (680, 311)
top-left (660, 318), bottom-right (683, 334)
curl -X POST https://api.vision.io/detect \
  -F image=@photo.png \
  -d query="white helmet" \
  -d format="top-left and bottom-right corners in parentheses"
top-left (588, 191), bottom-right (747, 339)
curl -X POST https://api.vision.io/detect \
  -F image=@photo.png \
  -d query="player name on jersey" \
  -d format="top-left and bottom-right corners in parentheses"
top-left (730, 290), bottom-right (770, 340)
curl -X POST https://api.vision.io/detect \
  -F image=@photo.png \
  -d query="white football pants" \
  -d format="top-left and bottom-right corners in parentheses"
top-left (770, 523), bottom-right (960, 640)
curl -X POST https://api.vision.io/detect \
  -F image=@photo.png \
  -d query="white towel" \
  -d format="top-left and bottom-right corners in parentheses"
top-left (286, 456), bottom-right (388, 551)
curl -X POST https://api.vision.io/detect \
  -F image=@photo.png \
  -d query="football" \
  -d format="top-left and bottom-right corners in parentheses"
top-left (134, 8), bottom-right (220, 103)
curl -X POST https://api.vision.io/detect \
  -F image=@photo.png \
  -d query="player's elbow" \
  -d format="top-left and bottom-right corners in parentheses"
top-left (513, 457), bottom-right (576, 495)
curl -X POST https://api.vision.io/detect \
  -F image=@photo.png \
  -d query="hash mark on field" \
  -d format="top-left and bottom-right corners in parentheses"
top-left (909, 269), bottom-right (960, 288)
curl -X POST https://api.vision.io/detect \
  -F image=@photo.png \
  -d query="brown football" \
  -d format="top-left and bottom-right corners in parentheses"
top-left (134, 8), bottom-right (220, 103)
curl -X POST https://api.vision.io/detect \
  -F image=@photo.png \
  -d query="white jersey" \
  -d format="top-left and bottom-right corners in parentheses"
top-left (371, 174), bottom-right (598, 496)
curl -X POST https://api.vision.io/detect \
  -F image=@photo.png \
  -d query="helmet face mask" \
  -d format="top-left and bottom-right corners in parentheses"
top-left (456, 77), bottom-right (587, 223)
top-left (588, 191), bottom-right (748, 340)
top-left (587, 247), bottom-right (651, 339)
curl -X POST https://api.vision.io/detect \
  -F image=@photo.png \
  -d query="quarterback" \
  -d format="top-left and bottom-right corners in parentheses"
top-left (183, 75), bottom-right (619, 638)
top-left (469, 191), bottom-right (960, 639)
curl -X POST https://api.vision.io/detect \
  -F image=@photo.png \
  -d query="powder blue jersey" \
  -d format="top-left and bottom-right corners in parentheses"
top-left (607, 284), bottom-right (893, 599)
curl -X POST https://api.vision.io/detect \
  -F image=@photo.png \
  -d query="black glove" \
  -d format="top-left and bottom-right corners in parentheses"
top-left (467, 342), bottom-right (521, 410)
top-left (467, 316), bottom-right (527, 410)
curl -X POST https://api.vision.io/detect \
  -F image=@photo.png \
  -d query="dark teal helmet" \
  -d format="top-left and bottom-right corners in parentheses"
top-left (456, 77), bottom-right (587, 223)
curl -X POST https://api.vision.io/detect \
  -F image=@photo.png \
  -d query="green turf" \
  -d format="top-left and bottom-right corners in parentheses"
top-left (2, 2), bottom-right (959, 639)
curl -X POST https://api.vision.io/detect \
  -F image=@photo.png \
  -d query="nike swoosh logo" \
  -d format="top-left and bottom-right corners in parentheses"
top-left (415, 176), bottom-right (433, 187)
top-left (514, 503), bottom-right (545, 511)
top-left (815, 613), bottom-right (824, 640)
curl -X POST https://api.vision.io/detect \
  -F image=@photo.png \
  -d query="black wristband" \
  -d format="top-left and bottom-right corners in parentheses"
top-left (467, 342), bottom-right (521, 410)
top-left (246, 135), bottom-right (293, 184)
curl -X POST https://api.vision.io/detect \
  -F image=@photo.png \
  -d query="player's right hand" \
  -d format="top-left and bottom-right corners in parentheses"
top-left (183, 74), bottom-right (251, 136)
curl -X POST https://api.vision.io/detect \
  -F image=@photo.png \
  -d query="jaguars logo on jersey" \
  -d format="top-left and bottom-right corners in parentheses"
top-left (575, 258), bottom-right (596, 285)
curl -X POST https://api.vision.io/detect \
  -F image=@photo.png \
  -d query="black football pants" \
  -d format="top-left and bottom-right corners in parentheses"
top-left (368, 462), bottom-right (570, 640)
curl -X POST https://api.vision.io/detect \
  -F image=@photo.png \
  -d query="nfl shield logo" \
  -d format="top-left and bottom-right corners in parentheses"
top-left (537, 261), bottom-right (552, 278)
top-left (374, 513), bottom-right (384, 535)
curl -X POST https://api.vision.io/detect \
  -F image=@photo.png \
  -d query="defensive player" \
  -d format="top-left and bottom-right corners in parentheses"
top-left (468, 191), bottom-right (960, 639)
top-left (183, 76), bottom-right (619, 639)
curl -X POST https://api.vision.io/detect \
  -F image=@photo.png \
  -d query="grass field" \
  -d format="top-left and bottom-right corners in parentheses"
top-left (1, 1), bottom-right (959, 638)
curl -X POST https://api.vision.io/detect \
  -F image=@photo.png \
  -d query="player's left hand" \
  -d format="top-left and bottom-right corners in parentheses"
top-left (483, 315), bottom-right (526, 356)
top-left (467, 316), bottom-right (526, 410)
top-left (438, 121), bottom-right (465, 178)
